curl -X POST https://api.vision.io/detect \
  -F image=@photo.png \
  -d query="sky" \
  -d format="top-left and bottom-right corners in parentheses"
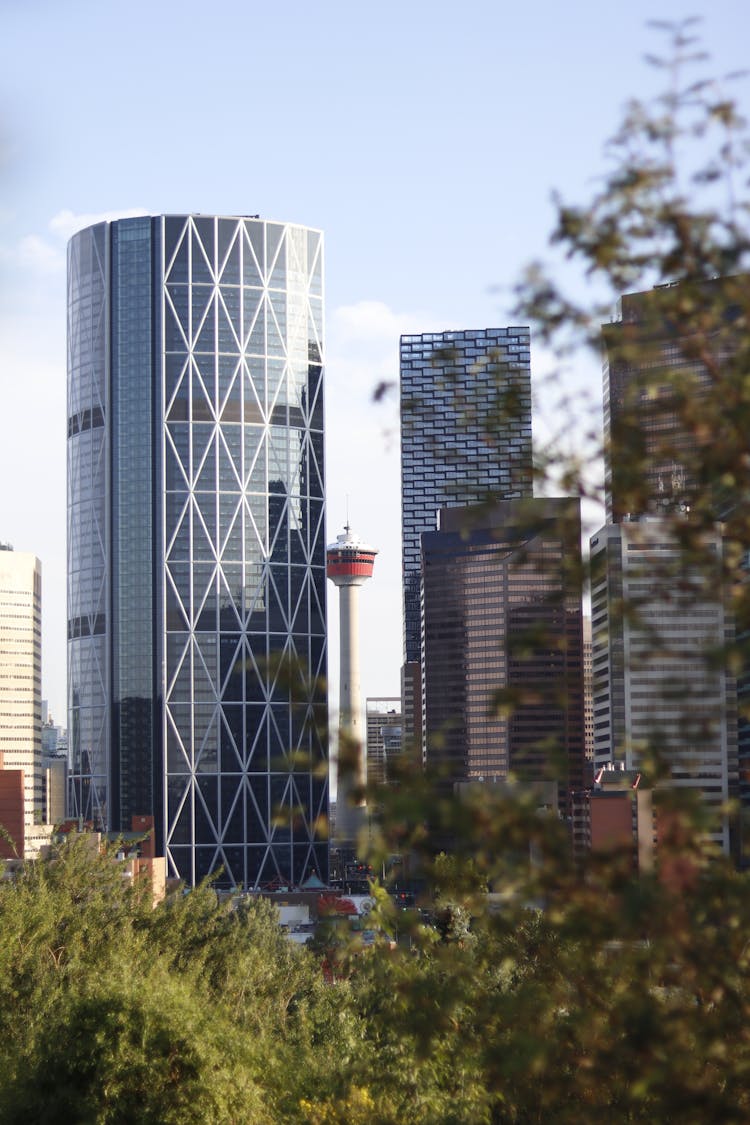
top-left (0, 0), bottom-right (748, 730)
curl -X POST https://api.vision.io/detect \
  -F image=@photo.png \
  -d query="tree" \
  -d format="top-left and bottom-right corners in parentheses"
top-left (320, 22), bottom-right (750, 1122)
top-left (0, 836), bottom-right (359, 1123)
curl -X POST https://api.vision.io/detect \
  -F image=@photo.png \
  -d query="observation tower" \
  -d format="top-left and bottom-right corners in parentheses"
top-left (326, 525), bottom-right (377, 842)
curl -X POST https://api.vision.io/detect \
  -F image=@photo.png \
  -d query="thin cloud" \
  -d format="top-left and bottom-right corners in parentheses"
top-left (0, 208), bottom-right (150, 279)
top-left (48, 207), bottom-right (148, 242)
top-left (17, 234), bottom-right (64, 274)
top-left (329, 300), bottom-right (451, 359)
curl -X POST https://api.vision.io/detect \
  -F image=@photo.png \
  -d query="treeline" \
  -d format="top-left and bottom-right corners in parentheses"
top-left (1, 809), bottom-right (750, 1123)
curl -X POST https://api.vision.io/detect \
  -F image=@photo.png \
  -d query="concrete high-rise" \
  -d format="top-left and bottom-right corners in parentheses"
top-left (67, 215), bottom-right (328, 888)
top-left (0, 545), bottom-right (42, 855)
top-left (595, 279), bottom-right (748, 859)
top-left (400, 328), bottom-right (533, 751)
top-left (421, 499), bottom-right (586, 809)
top-left (590, 519), bottom-right (738, 855)
top-left (582, 616), bottom-right (594, 762)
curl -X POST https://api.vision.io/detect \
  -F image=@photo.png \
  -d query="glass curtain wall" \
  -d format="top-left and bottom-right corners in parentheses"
top-left (68, 215), bottom-right (328, 888)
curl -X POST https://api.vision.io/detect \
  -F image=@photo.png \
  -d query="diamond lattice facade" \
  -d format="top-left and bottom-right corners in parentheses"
top-left (67, 215), bottom-right (328, 888)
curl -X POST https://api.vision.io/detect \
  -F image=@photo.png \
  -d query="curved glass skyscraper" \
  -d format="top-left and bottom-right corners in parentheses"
top-left (67, 215), bottom-right (328, 888)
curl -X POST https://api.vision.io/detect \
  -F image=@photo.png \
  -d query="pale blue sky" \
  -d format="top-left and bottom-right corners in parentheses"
top-left (0, 0), bottom-right (747, 722)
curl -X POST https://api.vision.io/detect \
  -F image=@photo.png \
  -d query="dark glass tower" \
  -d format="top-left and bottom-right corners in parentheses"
top-left (421, 499), bottom-right (586, 809)
top-left (603, 278), bottom-right (749, 524)
top-left (399, 328), bottom-right (533, 749)
top-left (67, 215), bottom-right (328, 888)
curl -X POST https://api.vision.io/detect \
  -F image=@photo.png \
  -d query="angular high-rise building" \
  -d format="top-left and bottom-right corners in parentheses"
top-left (67, 215), bottom-right (328, 888)
top-left (400, 328), bottom-right (533, 751)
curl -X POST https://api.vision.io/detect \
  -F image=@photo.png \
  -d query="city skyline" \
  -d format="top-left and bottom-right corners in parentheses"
top-left (1, 2), bottom-right (748, 727)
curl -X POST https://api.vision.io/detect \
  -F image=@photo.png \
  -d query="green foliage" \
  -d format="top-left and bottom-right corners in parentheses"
top-left (336, 834), bottom-right (750, 1123)
top-left (12, 830), bottom-right (750, 1122)
top-left (0, 967), bottom-right (259, 1125)
top-left (0, 837), bottom-right (357, 1123)
top-left (339, 23), bottom-right (750, 1122)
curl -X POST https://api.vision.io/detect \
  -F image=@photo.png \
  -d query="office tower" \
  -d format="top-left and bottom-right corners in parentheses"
top-left (67, 215), bottom-right (328, 888)
top-left (590, 520), bottom-right (738, 855)
top-left (582, 617), bottom-right (594, 762)
top-left (421, 499), bottom-right (585, 808)
top-left (0, 545), bottom-right (42, 855)
top-left (603, 278), bottom-right (748, 524)
top-left (598, 278), bottom-right (748, 859)
top-left (400, 328), bottom-right (533, 750)
top-left (326, 525), bottom-right (377, 842)
top-left (365, 697), bottom-right (402, 786)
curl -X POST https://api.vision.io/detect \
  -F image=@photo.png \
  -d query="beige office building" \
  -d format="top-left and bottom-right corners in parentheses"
top-left (0, 546), bottom-right (43, 854)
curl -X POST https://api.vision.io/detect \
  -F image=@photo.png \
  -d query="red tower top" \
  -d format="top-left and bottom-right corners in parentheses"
top-left (326, 525), bottom-right (378, 585)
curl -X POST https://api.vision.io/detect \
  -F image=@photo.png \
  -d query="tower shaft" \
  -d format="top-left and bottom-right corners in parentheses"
top-left (338, 583), bottom-right (363, 756)
top-left (326, 525), bottom-right (377, 844)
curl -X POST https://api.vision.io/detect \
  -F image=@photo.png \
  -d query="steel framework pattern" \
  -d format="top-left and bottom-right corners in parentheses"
top-left (68, 215), bottom-right (329, 889)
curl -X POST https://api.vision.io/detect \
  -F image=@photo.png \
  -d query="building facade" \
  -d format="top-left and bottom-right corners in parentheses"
top-left (400, 328), bottom-right (533, 751)
top-left (603, 278), bottom-right (749, 523)
top-left (421, 499), bottom-right (586, 808)
top-left (0, 546), bottom-right (42, 855)
top-left (582, 616), bottom-right (594, 762)
top-left (365, 697), bottom-right (402, 787)
top-left (67, 215), bottom-right (328, 888)
top-left (596, 278), bottom-right (749, 860)
top-left (589, 519), bottom-right (738, 856)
